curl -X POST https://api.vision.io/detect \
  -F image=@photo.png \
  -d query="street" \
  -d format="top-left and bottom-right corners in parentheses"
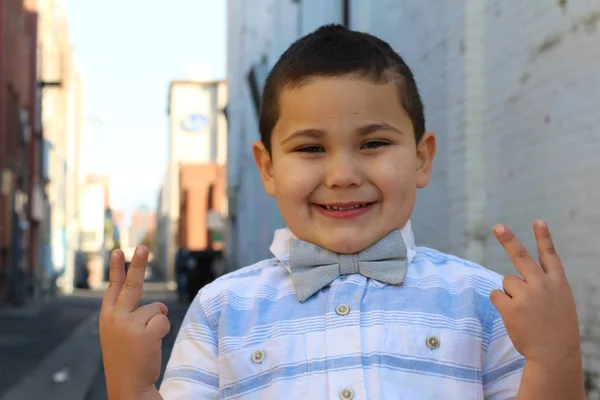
top-left (0, 284), bottom-right (189, 400)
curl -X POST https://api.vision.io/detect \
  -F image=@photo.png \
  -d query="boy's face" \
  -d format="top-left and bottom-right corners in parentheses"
top-left (253, 76), bottom-right (436, 254)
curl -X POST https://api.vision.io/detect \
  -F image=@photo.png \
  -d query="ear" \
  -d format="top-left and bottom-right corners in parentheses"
top-left (415, 131), bottom-right (436, 188)
top-left (252, 140), bottom-right (277, 197)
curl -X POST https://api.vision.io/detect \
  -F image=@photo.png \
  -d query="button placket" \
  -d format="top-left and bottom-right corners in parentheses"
top-left (326, 277), bottom-right (366, 400)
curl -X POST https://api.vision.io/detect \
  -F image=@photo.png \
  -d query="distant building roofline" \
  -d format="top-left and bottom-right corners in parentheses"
top-left (167, 79), bottom-right (227, 115)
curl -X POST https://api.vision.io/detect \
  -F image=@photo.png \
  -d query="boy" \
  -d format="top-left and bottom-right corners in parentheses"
top-left (99, 25), bottom-right (584, 399)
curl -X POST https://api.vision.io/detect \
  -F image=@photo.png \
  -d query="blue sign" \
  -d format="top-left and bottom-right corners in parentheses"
top-left (181, 113), bottom-right (208, 132)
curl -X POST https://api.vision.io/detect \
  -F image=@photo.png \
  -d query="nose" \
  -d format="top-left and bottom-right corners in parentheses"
top-left (324, 153), bottom-right (363, 189)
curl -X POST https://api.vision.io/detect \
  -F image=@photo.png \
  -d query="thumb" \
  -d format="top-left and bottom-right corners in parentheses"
top-left (147, 313), bottom-right (171, 338)
top-left (490, 289), bottom-right (510, 313)
top-left (155, 302), bottom-right (168, 316)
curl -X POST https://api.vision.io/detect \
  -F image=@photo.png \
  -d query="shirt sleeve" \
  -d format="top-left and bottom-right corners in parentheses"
top-left (482, 302), bottom-right (526, 400)
top-left (159, 292), bottom-right (219, 399)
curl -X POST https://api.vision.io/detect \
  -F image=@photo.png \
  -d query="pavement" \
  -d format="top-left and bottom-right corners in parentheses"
top-left (0, 283), bottom-right (189, 400)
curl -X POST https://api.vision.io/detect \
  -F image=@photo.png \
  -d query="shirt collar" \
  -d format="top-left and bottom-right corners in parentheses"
top-left (269, 219), bottom-right (417, 269)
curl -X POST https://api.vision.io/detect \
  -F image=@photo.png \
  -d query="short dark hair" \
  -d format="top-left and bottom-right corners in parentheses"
top-left (259, 24), bottom-right (425, 154)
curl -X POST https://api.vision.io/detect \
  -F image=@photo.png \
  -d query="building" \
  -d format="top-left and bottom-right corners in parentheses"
top-left (78, 174), bottom-right (118, 288)
top-left (0, 0), bottom-right (82, 304)
top-left (129, 206), bottom-right (156, 247)
top-left (155, 184), bottom-right (167, 280)
top-left (113, 209), bottom-right (137, 261)
top-left (225, 0), bottom-right (600, 391)
top-left (0, 0), bottom-right (45, 305)
top-left (79, 174), bottom-right (122, 287)
top-left (79, 180), bottom-right (106, 254)
top-left (156, 79), bottom-right (228, 284)
top-left (112, 209), bottom-right (125, 243)
top-left (34, 0), bottom-right (84, 295)
top-left (78, 179), bottom-right (106, 288)
top-left (178, 163), bottom-right (225, 251)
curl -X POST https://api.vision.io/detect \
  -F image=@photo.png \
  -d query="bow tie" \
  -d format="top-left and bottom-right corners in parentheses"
top-left (288, 230), bottom-right (408, 302)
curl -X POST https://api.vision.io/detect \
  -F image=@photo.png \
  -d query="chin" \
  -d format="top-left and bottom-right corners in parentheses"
top-left (320, 233), bottom-right (375, 254)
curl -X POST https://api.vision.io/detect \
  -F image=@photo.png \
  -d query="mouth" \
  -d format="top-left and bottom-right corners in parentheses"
top-left (312, 201), bottom-right (377, 219)
top-left (317, 202), bottom-right (375, 211)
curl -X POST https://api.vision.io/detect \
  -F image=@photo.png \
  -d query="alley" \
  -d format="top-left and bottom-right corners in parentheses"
top-left (0, 285), bottom-right (189, 400)
top-left (2, 0), bottom-right (600, 398)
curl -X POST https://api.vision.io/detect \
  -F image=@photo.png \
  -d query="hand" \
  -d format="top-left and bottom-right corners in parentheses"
top-left (490, 220), bottom-right (581, 368)
top-left (99, 246), bottom-right (171, 399)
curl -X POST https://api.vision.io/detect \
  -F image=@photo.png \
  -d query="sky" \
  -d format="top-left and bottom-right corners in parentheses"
top-left (65, 0), bottom-right (227, 218)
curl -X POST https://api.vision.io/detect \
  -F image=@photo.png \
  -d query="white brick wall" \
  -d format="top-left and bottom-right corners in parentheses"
top-left (227, 0), bottom-right (600, 388)
top-left (479, 2), bottom-right (600, 390)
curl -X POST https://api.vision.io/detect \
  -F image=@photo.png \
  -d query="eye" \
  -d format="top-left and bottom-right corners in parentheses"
top-left (361, 140), bottom-right (390, 150)
top-left (296, 145), bottom-right (325, 153)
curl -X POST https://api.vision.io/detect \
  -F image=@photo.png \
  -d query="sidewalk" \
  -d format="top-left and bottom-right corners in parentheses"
top-left (0, 284), bottom-right (189, 400)
top-left (0, 294), bottom-right (102, 400)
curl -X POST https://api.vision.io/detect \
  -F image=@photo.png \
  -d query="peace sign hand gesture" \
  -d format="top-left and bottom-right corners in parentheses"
top-left (491, 220), bottom-right (584, 399)
top-left (99, 246), bottom-right (170, 400)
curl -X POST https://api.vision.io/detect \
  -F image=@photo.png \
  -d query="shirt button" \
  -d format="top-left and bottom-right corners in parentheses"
top-left (339, 388), bottom-right (354, 399)
top-left (251, 350), bottom-right (265, 363)
top-left (335, 304), bottom-right (350, 316)
top-left (426, 336), bottom-right (440, 350)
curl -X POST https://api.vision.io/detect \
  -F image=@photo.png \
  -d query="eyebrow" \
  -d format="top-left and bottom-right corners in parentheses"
top-left (280, 122), bottom-right (404, 145)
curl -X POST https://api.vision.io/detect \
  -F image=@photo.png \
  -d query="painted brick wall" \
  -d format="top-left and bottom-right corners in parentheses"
top-left (480, 2), bottom-right (600, 391)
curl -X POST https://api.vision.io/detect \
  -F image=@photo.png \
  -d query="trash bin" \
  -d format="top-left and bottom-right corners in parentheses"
top-left (184, 250), bottom-right (221, 302)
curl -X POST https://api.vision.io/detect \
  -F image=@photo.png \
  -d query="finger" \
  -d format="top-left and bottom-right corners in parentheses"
top-left (493, 224), bottom-right (542, 281)
top-left (116, 246), bottom-right (149, 311)
top-left (102, 249), bottom-right (125, 308)
top-left (490, 289), bottom-right (511, 313)
top-left (147, 313), bottom-right (171, 338)
top-left (533, 220), bottom-right (565, 277)
top-left (133, 302), bottom-right (169, 325)
top-left (502, 274), bottom-right (526, 298)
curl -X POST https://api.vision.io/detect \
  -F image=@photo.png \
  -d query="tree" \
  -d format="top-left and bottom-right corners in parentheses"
top-left (140, 231), bottom-right (156, 254)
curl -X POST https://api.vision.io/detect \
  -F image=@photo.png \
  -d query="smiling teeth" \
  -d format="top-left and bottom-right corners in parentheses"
top-left (324, 204), bottom-right (367, 211)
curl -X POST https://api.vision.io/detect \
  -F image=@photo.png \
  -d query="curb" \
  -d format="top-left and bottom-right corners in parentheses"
top-left (0, 311), bottom-right (103, 400)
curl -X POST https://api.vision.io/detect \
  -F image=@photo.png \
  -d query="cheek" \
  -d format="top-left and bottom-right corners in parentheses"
top-left (370, 154), bottom-right (416, 198)
top-left (273, 159), bottom-right (320, 201)
top-left (378, 174), bottom-right (413, 200)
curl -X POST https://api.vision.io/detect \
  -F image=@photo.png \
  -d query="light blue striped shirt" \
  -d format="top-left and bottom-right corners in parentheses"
top-left (160, 221), bottom-right (524, 399)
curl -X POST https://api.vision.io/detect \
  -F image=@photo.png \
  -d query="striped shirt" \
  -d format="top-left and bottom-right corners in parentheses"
top-left (160, 220), bottom-right (525, 399)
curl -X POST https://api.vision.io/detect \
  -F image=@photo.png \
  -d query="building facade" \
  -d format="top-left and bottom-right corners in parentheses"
top-left (0, 0), bottom-right (45, 305)
top-left (76, 174), bottom-right (122, 288)
top-left (37, 0), bottom-right (83, 295)
top-left (130, 206), bottom-right (156, 248)
top-left (156, 79), bottom-right (228, 284)
top-left (225, 0), bottom-right (600, 390)
top-left (177, 163), bottom-right (226, 252)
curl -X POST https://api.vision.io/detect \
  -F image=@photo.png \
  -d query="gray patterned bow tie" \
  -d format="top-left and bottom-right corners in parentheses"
top-left (288, 230), bottom-right (408, 302)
